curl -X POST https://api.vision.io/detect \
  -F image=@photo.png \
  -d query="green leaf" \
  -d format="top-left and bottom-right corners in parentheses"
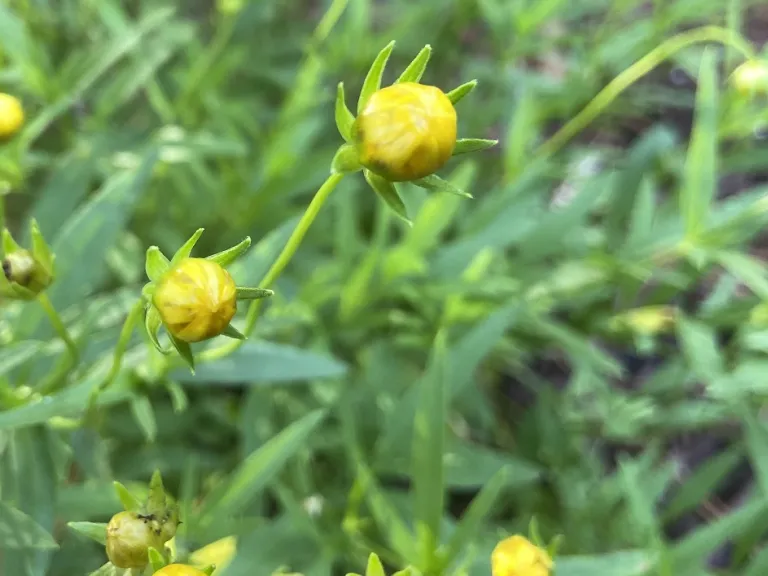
top-left (67, 521), bottom-right (108, 545)
top-left (451, 138), bottom-right (497, 156)
top-left (439, 466), bottom-right (509, 569)
top-left (446, 80), bottom-right (477, 105)
top-left (220, 324), bottom-right (247, 340)
top-left (148, 547), bottom-right (165, 572)
top-left (740, 405), bottom-right (768, 497)
top-left (88, 562), bottom-right (120, 576)
top-left (145, 306), bottom-right (170, 354)
top-left (170, 228), bottom-right (204, 266)
top-left (364, 170), bottom-right (411, 225)
top-left (197, 410), bottom-right (326, 527)
top-left (206, 237), bottom-right (252, 268)
top-left (145, 246), bottom-right (170, 284)
top-left (412, 331), bottom-right (448, 569)
top-left (226, 216), bottom-right (299, 286)
top-left (412, 174), bottom-right (473, 198)
top-left (130, 395), bottom-right (157, 443)
top-left (714, 250), bottom-right (768, 298)
top-left (555, 551), bottom-right (657, 576)
top-left (331, 143), bottom-right (362, 174)
top-left (114, 481), bottom-right (142, 511)
top-left (171, 341), bottom-right (347, 384)
top-left (0, 340), bottom-right (43, 375)
top-left (170, 333), bottom-right (195, 373)
top-left (235, 287), bottom-right (274, 300)
top-left (676, 316), bottom-right (724, 381)
top-left (681, 48), bottom-right (718, 241)
top-left (396, 44), bottom-right (432, 84)
top-left (335, 82), bottom-right (355, 142)
top-left (0, 501), bottom-right (58, 549)
top-left (365, 553), bottom-right (386, 576)
top-left (358, 40), bottom-right (396, 113)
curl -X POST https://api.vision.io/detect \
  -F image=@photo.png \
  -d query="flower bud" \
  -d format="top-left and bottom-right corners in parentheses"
top-left (491, 535), bottom-right (553, 576)
top-left (730, 60), bottom-right (768, 97)
top-left (152, 258), bottom-right (237, 343)
top-left (0, 93), bottom-right (24, 140)
top-left (353, 82), bottom-right (457, 182)
top-left (154, 564), bottom-right (209, 576)
top-left (3, 249), bottom-right (52, 295)
top-left (106, 511), bottom-right (166, 569)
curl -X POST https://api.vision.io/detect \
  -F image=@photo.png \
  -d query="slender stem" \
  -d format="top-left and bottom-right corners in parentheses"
top-left (37, 292), bottom-right (79, 366)
top-left (535, 26), bottom-right (755, 160)
top-left (200, 172), bottom-right (345, 362)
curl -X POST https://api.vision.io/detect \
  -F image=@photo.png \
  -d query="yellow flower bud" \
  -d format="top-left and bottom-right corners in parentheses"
top-left (106, 511), bottom-right (166, 569)
top-left (353, 82), bottom-right (457, 182)
top-left (491, 535), bottom-right (553, 576)
top-left (190, 536), bottom-right (236, 575)
top-left (152, 258), bottom-right (237, 343)
top-left (730, 60), bottom-right (768, 96)
top-left (3, 249), bottom-right (52, 294)
top-left (0, 93), bottom-right (24, 140)
top-left (154, 564), bottom-right (208, 576)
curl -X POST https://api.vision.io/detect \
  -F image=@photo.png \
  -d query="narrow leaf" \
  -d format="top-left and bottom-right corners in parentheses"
top-left (0, 501), bottom-right (58, 549)
top-left (365, 170), bottom-right (411, 225)
top-left (130, 395), bottom-right (157, 443)
top-left (221, 324), bottom-right (246, 340)
top-left (412, 174), bottom-right (473, 198)
top-left (358, 41), bottom-right (396, 113)
top-left (396, 45), bottom-right (432, 84)
top-left (446, 80), bottom-right (477, 105)
top-left (335, 82), bottom-right (355, 142)
top-left (206, 237), bottom-right (252, 268)
top-left (169, 333), bottom-right (195, 373)
top-left (235, 287), bottom-right (274, 300)
top-left (451, 138), bottom-right (497, 156)
top-left (67, 522), bottom-right (107, 545)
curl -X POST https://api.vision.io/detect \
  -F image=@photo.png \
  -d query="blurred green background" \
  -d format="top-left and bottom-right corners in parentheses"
top-left (4, 0), bottom-right (768, 575)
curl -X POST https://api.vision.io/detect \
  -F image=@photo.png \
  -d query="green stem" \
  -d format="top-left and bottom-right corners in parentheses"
top-left (200, 172), bottom-right (345, 362)
top-left (37, 292), bottom-right (79, 366)
top-left (535, 26), bottom-right (755, 160)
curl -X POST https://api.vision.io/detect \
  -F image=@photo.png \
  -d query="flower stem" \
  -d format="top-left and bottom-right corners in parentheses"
top-left (200, 172), bottom-right (345, 362)
top-left (37, 292), bottom-right (79, 366)
top-left (535, 26), bottom-right (755, 160)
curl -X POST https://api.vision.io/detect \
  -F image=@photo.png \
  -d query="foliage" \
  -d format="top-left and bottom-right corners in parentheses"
top-left (2, 1), bottom-right (768, 576)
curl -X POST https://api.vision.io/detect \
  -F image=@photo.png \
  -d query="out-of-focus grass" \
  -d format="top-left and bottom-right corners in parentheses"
top-left (3, 0), bottom-right (768, 575)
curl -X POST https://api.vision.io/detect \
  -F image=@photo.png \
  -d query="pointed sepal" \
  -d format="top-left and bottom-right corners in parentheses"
top-left (145, 305), bottom-right (171, 354)
top-left (396, 44), bottom-right (432, 84)
top-left (113, 480), bottom-right (142, 511)
top-left (412, 174), bottom-right (473, 198)
top-left (207, 236), bottom-right (251, 267)
top-left (148, 547), bottom-right (166, 572)
top-left (169, 333), bottom-right (195, 374)
top-left (202, 566), bottom-right (216, 576)
top-left (366, 553), bottom-right (386, 576)
top-left (446, 80), bottom-right (477, 104)
top-left (336, 82), bottom-right (356, 142)
top-left (29, 219), bottom-right (54, 274)
top-left (331, 143), bottom-right (363, 174)
top-left (221, 323), bottom-right (246, 340)
top-left (170, 228), bottom-right (204, 266)
top-left (452, 138), bottom-right (498, 156)
top-left (2, 227), bottom-right (21, 254)
top-left (67, 521), bottom-right (108, 545)
top-left (145, 246), bottom-right (170, 283)
top-left (358, 41), bottom-right (396, 113)
top-left (235, 287), bottom-right (274, 300)
top-left (364, 169), bottom-right (412, 226)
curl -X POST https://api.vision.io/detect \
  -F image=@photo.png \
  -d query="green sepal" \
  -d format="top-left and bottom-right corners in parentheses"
top-left (207, 236), bottom-right (251, 267)
top-left (0, 274), bottom-right (36, 300)
top-left (358, 40), bottom-right (396, 113)
top-left (145, 305), bottom-right (171, 354)
top-left (546, 534), bottom-right (564, 559)
top-left (366, 553), bottom-right (386, 576)
top-left (113, 480), bottom-right (142, 511)
top-left (331, 143), bottom-right (363, 174)
top-left (29, 219), bottom-right (54, 274)
top-left (2, 228), bottom-right (20, 254)
top-left (88, 562), bottom-right (118, 576)
top-left (412, 174), bottom-right (473, 198)
top-left (142, 282), bottom-right (156, 302)
top-left (170, 228), bottom-right (204, 266)
top-left (67, 521), bottom-right (107, 545)
top-left (169, 333), bottom-right (195, 373)
top-left (202, 565), bottom-right (216, 576)
top-left (236, 287), bottom-right (274, 300)
top-left (446, 80), bottom-right (477, 104)
top-left (221, 323), bottom-right (246, 340)
top-left (451, 138), bottom-right (498, 156)
top-left (364, 169), bottom-right (412, 226)
top-left (396, 44), bottom-right (432, 84)
top-left (148, 547), bottom-right (166, 572)
top-left (336, 82), bottom-right (356, 142)
top-left (145, 246), bottom-right (170, 283)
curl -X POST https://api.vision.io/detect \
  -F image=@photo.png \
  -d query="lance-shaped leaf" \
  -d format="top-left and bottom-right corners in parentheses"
top-left (145, 246), bottom-right (170, 283)
top-left (221, 323), bottom-right (246, 340)
top-left (169, 333), bottom-right (195, 373)
top-left (412, 174), bottom-right (473, 198)
top-left (446, 80), bottom-right (477, 105)
top-left (336, 82), bottom-right (355, 142)
top-left (2, 228), bottom-right (21, 254)
top-left (364, 170), bottom-right (412, 226)
top-left (67, 522), bottom-right (108, 545)
top-left (396, 45), bottom-right (432, 84)
top-left (366, 553), bottom-right (386, 576)
top-left (29, 219), bottom-right (54, 273)
top-left (331, 143), bottom-right (362, 174)
top-left (236, 287), bottom-right (274, 300)
top-left (145, 305), bottom-right (171, 354)
top-left (170, 228), bottom-right (204, 266)
top-left (358, 41), bottom-right (396, 113)
top-left (113, 481), bottom-right (142, 511)
top-left (207, 237), bottom-right (252, 267)
top-left (452, 138), bottom-right (498, 156)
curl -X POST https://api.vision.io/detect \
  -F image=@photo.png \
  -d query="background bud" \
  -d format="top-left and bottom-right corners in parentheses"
top-left (0, 93), bottom-right (24, 140)
top-left (105, 511), bottom-right (166, 569)
top-left (730, 60), bottom-right (768, 96)
top-left (491, 535), bottom-right (553, 576)
top-left (154, 564), bottom-right (209, 576)
top-left (153, 258), bottom-right (237, 343)
top-left (353, 82), bottom-right (457, 181)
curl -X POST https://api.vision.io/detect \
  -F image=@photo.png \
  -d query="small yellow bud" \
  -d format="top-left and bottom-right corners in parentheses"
top-left (2, 249), bottom-right (52, 294)
top-left (154, 564), bottom-right (208, 576)
top-left (153, 258), bottom-right (237, 343)
top-left (190, 536), bottom-right (236, 576)
top-left (105, 511), bottom-right (166, 569)
top-left (0, 93), bottom-right (24, 140)
top-left (491, 535), bottom-right (553, 576)
top-left (730, 60), bottom-right (768, 96)
top-left (353, 82), bottom-right (457, 181)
